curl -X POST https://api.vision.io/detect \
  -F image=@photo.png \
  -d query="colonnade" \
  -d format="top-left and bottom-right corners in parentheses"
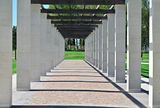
top-left (0, 0), bottom-right (65, 107)
top-left (17, 0), bottom-right (65, 90)
top-left (0, 0), bottom-right (160, 107)
top-left (85, 0), bottom-right (160, 107)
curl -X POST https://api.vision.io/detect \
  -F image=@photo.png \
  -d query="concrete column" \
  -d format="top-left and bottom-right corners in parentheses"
top-left (92, 32), bottom-right (95, 65)
top-left (85, 37), bottom-right (88, 61)
top-left (98, 25), bottom-right (103, 70)
top-left (46, 20), bottom-right (52, 70)
top-left (0, 0), bottom-right (12, 107)
top-left (17, 0), bottom-right (31, 90)
top-left (50, 24), bottom-right (54, 68)
top-left (48, 22), bottom-right (54, 68)
top-left (51, 24), bottom-right (56, 68)
top-left (102, 20), bottom-right (108, 73)
top-left (40, 13), bottom-right (48, 75)
top-left (91, 34), bottom-right (93, 64)
top-left (44, 18), bottom-right (50, 71)
top-left (95, 28), bottom-right (99, 68)
top-left (93, 31), bottom-right (96, 66)
top-left (54, 29), bottom-right (58, 66)
top-left (115, 5), bottom-right (126, 83)
top-left (126, 0), bottom-right (141, 91)
top-left (52, 26), bottom-right (56, 68)
top-left (107, 14), bottom-right (115, 77)
top-left (149, 0), bottom-right (160, 107)
top-left (31, 4), bottom-right (41, 81)
top-left (90, 34), bottom-right (92, 64)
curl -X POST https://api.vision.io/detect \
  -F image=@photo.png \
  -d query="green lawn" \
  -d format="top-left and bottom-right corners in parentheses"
top-left (64, 51), bottom-right (85, 60)
top-left (141, 52), bottom-right (149, 78)
top-left (12, 59), bottom-right (16, 74)
top-left (12, 51), bottom-right (149, 78)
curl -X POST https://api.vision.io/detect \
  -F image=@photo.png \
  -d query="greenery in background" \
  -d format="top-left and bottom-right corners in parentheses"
top-left (65, 51), bottom-right (85, 60)
top-left (142, 0), bottom-right (149, 51)
top-left (12, 51), bottom-right (16, 74)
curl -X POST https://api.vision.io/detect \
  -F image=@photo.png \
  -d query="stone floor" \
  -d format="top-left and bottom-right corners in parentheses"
top-left (12, 60), bottom-right (148, 108)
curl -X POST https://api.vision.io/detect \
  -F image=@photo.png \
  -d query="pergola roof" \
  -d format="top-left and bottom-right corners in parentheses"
top-left (31, 0), bottom-right (125, 38)
top-left (31, 0), bottom-right (125, 5)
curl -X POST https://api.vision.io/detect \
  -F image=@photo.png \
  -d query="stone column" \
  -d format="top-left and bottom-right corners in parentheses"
top-left (50, 24), bottom-right (55, 68)
top-left (102, 20), bottom-right (108, 73)
top-left (85, 37), bottom-right (88, 61)
top-left (107, 14), bottom-right (115, 77)
top-left (93, 31), bottom-right (96, 66)
top-left (98, 25), bottom-right (103, 70)
top-left (115, 5), bottom-right (126, 82)
top-left (40, 13), bottom-right (47, 75)
top-left (149, 0), bottom-right (160, 107)
top-left (0, 0), bottom-right (12, 107)
top-left (126, 0), bottom-right (141, 92)
top-left (44, 18), bottom-right (50, 71)
top-left (46, 20), bottom-right (52, 70)
top-left (53, 26), bottom-right (56, 68)
top-left (91, 34), bottom-right (93, 64)
top-left (95, 28), bottom-right (99, 68)
top-left (31, 4), bottom-right (41, 81)
top-left (54, 29), bottom-right (58, 66)
top-left (17, 0), bottom-right (31, 90)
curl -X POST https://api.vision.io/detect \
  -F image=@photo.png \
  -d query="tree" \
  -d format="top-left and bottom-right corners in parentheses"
top-left (142, 0), bottom-right (149, 52)
top-left (12, 26), bottom-right (17, 59)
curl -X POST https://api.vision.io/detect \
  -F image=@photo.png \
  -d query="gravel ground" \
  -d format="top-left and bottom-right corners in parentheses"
top-left (13, 60), bottom-right (146, 108)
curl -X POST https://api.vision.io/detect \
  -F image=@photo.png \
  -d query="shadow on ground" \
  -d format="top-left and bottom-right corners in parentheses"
top-left (11, 105), bottom-right (121, 108)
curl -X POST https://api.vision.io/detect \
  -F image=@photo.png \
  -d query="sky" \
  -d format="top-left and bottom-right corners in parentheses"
top-left (12, 0), bottom-right (49, 26)
top-left (12, 0), bottom-right (17, 26)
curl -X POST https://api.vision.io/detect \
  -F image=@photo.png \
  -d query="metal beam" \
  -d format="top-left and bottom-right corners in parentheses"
top-left (59, 30), bottom-right (92, 32)
top-left (31, 0), bottom-right (125, 5)
top-left (51, 21), bottom-right (102, 24)
top-left (55, 24), bottom-right (98, 27)
top-left (41, 9), bottom-right (115, 14)
top-left (57, 28), bottom-right (95, 31)
top-left (62, 34), bottom-right (89, 38)
top-left (47, 15), bottom-right (107, 20)
top-left (63, 35), bottom-right (87, 39)
top-left (56, 25), bottom-right (98, 28)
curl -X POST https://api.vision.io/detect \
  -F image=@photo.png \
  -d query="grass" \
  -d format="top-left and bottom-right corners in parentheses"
top-left (12, 58), bottom-right (16, 74)
top-left (141, 52), bottom-right (149, 77)
top-left (64, 51), bottom-right (85, 60)
top-left (12, 51), bottom-right (149, 78)
top-left (141, 64), bottom-right (149, 78)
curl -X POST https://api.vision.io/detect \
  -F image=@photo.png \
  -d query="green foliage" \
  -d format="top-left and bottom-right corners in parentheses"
top-left (12, 26), bottom-right (17, 50)
top-left (142, 0), bottom-right (149, 51)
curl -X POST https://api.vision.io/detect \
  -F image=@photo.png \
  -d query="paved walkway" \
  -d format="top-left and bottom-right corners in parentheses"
top-left (12, 60), bottom-right (148, 108)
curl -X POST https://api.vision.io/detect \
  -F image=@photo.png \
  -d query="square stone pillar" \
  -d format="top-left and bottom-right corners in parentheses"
top-left (85, 38), bottom-right (87, 61)
top-left (91, 33), bottom-right (94, 64)
top-left (107, 14), bottom-right (115, 77)
top-left (115, 5), bottom-right (126, 82)
top-left (95, 28), bottom-right (99, 68)
top-left (93, 31), bottom-right (96, 66)
top-left (102, 20), bottom-right (108, 73)
top-left (51, 25), bottom-right (56, 68)
top-left (98, 25), bottom-right (103, 70)
top-left (0, 0), bottom-right (12, 107)
top-left (149, 0), bottom-right (160, 107)
top-left (31, 4), bottom-right (41, 81)
top-left (46, 20), bottom-right (52, 70)
top-left (40, 13), bottom-right (47, 75)
top-left (17, 0), bottom-right (31, 90)
top-left (126, 0), bottom-right (141, 92)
